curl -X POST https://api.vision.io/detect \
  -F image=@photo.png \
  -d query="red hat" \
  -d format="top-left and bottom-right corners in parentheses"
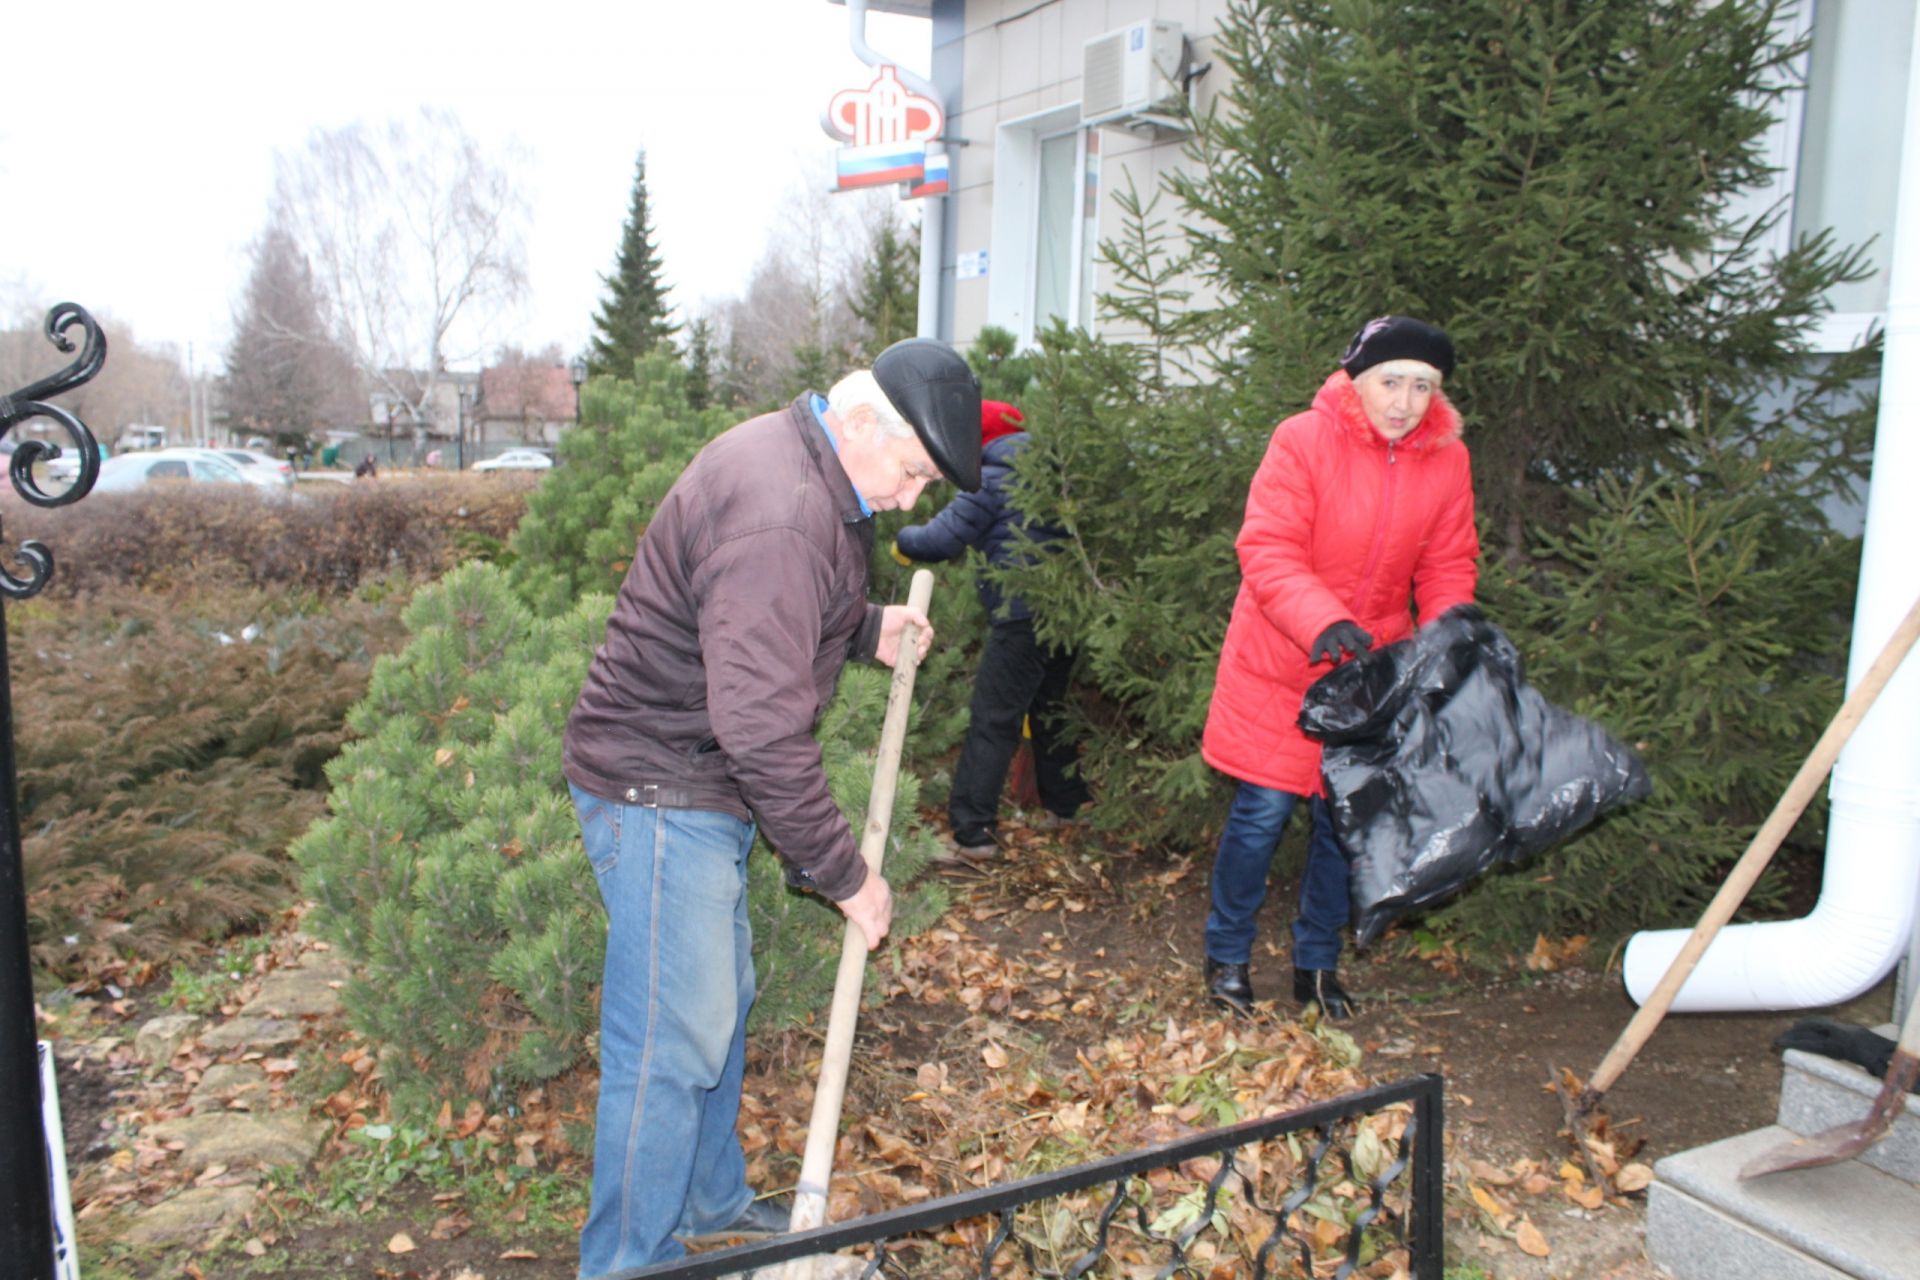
top-left (981, 399), bottom-right (1025, 445)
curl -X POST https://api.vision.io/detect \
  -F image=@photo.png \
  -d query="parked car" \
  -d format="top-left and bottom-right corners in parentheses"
top-left (91, 449), bottom-right (249, 494)
top-left (149, 447), bottom-right (291, 496)
top-left (214, 448), bottom-right (296, 489)
top-left (43, 437), bottom-right (113, 482)
top-left (472, 448), bottom-right (554, 472)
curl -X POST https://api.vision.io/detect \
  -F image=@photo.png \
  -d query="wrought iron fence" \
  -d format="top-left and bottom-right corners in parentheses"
top-left (1, 302), bottom-right (108, 1280)
top-left (615, 1072), bottom-right (1443, 1280)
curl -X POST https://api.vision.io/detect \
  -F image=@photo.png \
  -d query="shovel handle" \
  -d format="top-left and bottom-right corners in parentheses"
top-left (1580, 591), bottom-right (1920, 1108)
top-left (789, 570), bottom-right (936, 1235)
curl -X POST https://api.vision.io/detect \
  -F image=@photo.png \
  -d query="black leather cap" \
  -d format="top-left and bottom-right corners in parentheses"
top-left (871, 338), bottom-right (982, 492)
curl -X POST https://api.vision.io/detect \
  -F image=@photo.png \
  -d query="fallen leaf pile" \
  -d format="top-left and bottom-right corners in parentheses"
top-left (46, 823), bottom-right (1663, 1276)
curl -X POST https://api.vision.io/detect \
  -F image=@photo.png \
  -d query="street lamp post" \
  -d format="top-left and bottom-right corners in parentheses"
top-left (568, 355), bottom-right (588, 426)
top-left (456, 381), bottom-right (472, 471)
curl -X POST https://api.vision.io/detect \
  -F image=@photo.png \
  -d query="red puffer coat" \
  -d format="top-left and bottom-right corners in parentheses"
top-left (1202, 370), bottom-right (1480, 796)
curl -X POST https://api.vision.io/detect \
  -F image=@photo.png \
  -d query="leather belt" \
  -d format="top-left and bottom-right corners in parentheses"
top-left (615, 783), bottom-right (702, 808)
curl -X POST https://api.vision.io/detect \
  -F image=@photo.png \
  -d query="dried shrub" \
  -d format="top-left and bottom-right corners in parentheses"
top-left (14, 583), bottom-right (408, 983)
top-left (2, 472), bottom-right (535, 598)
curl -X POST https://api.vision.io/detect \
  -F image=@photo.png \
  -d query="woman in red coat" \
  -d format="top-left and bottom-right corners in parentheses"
top-left (1201, 317), bottom-right (1479, 1019)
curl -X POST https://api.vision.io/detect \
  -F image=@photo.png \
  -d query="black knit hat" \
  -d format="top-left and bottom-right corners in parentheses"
top-left (872, 338), bottom-right (982, 492)
top-left (1339, 316), bottom-right (1456, 380)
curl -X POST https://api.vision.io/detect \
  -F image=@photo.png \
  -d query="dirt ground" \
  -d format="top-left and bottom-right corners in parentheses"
top-left (55, 821), bottom-right (1897, 1280)
top-left (886, 832), bottom-right (1896, 1280)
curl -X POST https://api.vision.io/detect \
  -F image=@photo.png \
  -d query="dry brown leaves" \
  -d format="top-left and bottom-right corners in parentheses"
top-left (732, 834), bottom-right (1415, 1272)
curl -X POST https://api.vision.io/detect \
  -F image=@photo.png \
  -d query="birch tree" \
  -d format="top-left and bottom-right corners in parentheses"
top-left (273, 109), bottom-right (528, 460)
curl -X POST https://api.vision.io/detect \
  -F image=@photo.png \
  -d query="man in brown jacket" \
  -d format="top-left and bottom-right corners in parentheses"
top-left (562, 339), bottom-right (981, 1276)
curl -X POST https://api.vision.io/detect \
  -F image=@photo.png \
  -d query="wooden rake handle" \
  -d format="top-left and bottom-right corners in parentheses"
top-left (788, 569), bottom-right (935, 1235)
top-left (1579, 590), bottom-right (1920, 1109)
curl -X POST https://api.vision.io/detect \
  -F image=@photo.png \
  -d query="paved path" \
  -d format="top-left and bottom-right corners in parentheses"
top-left (121, 945), bottom-right (347, 1248)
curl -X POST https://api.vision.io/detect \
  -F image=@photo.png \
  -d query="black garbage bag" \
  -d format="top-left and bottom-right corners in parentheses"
top-left (1298, 606), bottom-right (1650, 946)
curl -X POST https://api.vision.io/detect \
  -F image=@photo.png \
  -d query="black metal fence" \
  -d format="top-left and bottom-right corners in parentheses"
top-left (1, 303), bottom-right (108, 1280)
top-left (615, 1073), bottom-right (1443, 1280)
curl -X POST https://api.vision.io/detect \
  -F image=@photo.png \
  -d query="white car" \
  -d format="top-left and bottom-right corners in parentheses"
top-left (472, 448), bottom-right (554, 472)
top-left (157, 447), bottom-right (291, 495)
top-left (214, 448), bottom-right (296, 489)
top-left (40, 440), bottom-right (110, 482)
top-left (92, 449), bottom-right (250, 493)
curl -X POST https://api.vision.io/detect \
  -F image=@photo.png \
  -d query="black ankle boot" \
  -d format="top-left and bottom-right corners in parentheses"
top-left (1293, 967), bottom-right (1359, 1019)
top-left (1205, 958), bottom-right (1255, 1017)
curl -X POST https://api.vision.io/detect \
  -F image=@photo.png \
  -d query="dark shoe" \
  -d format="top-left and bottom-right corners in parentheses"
top-left (1293, 967), bottom-right (1359, 1019)
top-left (678, 1193), bottom-right (793, 1245)
top-left (937, 828), bottom-right (1000, 865)
top-left (1205, 958), bottom-right (1255, 1017)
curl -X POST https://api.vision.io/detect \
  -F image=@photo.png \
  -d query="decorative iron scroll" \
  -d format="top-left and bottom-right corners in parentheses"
top-left (0, 303), bottom-right (109, 598)
top-left (614, 1073), bottom-right (1444, 1280)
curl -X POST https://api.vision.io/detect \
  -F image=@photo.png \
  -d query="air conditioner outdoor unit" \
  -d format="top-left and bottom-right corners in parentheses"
top-left (1080, 20), bottom-right (1189, 129)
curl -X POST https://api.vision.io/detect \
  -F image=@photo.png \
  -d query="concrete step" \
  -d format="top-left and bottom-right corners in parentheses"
top-left (1647, 1126), bottom-right (1920, 1280)
top-left (1778, 1027), bottom-right (1920, 1186)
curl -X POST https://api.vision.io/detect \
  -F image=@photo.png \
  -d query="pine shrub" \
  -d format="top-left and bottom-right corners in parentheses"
top-left (507, 354), bottom-right (730, 613)
top-left (296, 554), bottom-right (950, 1114)
top-left (294, 563), bottom-right (608, 1112)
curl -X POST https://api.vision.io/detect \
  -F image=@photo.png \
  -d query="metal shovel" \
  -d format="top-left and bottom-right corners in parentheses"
top-left (1739, 981), bottom-right (1920, 1179)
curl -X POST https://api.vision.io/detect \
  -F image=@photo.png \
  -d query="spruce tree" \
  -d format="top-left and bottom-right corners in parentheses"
top-left (586, 151), bottom-right (679, 379)
top-left (847, 216), bottom-right (921, 363)
top-left (967, 325), bottom-right (1039, 403)
top-left (683, 316), bottom-right (716, 411)
top-left (1169, 0), bottom-right (1876, 550)
top-left (993, 0), bottom-right (1880, 947)
top-left (225, 222), bottom-right (360, 448)
top-left (1457, 411), bottom-right (1863, 946)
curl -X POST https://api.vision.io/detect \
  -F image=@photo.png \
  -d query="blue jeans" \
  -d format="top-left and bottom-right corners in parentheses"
top-left (1203, 782), bottom-right (1350, 972)
top-left (571, 784), bottom-right (758, 1278)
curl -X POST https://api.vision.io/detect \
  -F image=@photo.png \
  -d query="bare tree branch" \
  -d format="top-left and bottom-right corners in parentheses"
top-left (272, 108), bottom-right (528, 461)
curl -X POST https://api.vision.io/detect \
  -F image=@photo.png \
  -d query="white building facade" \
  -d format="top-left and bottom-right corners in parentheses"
top-left (835, 0), bottom-right (1920, 1013)
top-left (835, 0), bottom-right (1914, 362)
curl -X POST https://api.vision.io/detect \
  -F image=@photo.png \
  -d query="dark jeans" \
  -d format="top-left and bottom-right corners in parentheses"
top-left (949, 618), bottom-right (1089, 839)
top-left (1203, 782), bottom-right (1351, 971)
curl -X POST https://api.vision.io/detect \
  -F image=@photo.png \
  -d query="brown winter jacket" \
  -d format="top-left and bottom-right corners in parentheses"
top-left (562, 395), bottom-right (884, 901)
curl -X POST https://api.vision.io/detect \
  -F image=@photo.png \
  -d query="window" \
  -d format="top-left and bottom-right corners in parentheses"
top-left (1794, 0), bottom-right (1914, 320)
top-left (149, 460), bottom-right (188, 479)
top-left (1032, 129), bottom-right (1100, 332)
top-left (988, 107), bottom-right (1101, 345)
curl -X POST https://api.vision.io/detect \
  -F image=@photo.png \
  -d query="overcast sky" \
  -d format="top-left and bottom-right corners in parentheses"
top-left (0, 0), bottom-right (931, 374)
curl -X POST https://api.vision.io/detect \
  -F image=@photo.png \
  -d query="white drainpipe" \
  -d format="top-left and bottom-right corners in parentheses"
top-left (1622, 15), bottom-right (1920, 1012)
top-left (917, 155), bottom-right (946, 340)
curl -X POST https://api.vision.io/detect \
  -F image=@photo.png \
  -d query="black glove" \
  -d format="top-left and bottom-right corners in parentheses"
top-left (783, 862), bottom-right (819, 894)
top-left (1309, 620), bottom-right (1373, 665)
top-left (1774, 1018), bottom-right (1908, 1087)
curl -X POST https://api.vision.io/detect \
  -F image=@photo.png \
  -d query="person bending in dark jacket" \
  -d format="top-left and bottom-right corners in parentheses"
top-left (895, 399), bottom-right (1090, 860)
top-left (561, 340), bottom-right (980, 1277)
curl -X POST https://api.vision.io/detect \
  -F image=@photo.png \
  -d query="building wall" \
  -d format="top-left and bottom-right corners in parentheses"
top-left (934, 0), bottom-right (1909, 360)
top-left (940, 0), bottom-right (1235, 350)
